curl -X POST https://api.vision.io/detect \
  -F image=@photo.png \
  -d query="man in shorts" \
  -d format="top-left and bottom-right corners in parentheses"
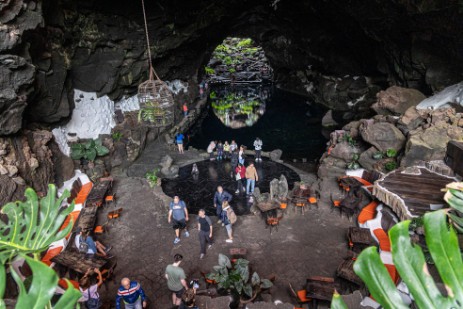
top-left (165, 254), bottom-right (189, 307)
top-left (168, 196), bottom-right (190, 244)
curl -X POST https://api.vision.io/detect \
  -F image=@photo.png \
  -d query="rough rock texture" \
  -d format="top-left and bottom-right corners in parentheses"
top-left (372, 86), bottom-right (426, 115)
top-left (0, 130), bottom-right (54, 204)
top-left (1, 0), bottom-right (463, 135)
top-left (360, 122), bottom-right (406, 152)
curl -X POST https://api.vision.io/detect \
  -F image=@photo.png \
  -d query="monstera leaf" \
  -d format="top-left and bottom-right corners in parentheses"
top-left (0, 184), bottom-right (74, 264)
top-left (10, 256), bottom-right (81, 309)
top-left (331, 210), bottom-right (463, 309)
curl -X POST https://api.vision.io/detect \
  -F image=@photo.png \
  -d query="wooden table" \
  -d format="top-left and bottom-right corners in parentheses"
top-left (74, 206), bottom-right (98, 233)
top-left (52, 250), bottom-right (108, 274)
top-left (86, 180), bottom-right (112, 207)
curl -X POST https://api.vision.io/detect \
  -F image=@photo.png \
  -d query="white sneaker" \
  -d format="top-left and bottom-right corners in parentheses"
top-left (235, 190), bottom-right (239, 194)
top-left (200, 253), bottom-right (205, 259)
top-left (226, 239), bottom-right (233, 243)
top-left (217, 220), bottom-right (222, 224)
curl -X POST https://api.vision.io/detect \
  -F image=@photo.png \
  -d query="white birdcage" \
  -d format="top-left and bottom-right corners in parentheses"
top-left (137, 0), bottom-right (175, 128)
top-left (137, 73), bottom-right (175, 127)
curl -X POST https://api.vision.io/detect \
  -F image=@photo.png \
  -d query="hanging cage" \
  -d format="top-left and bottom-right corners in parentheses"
top-left (137, 75), bottom-right (175, 128)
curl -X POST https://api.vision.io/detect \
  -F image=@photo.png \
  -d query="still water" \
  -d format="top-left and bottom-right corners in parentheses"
top-left (187, 85), bottom-right (329, 161)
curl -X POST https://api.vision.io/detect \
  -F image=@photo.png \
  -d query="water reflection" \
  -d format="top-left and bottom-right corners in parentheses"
top-left (210, 85), bottom-right (271, 128)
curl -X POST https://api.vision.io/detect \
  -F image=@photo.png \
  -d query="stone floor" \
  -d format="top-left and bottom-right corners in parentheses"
top-left (96, 176), bottom-right (354, 308)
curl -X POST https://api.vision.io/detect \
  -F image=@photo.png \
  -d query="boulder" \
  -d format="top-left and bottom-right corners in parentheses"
top-left (329, 142), bottom-right (361, 162)
top-left (49, 140), bottom-right (74, 187)
top-left (321, 110), bottom-right (339, 127)
top-left (360, 122), bottom-right (406, 152)
top-left (401, 126), bottom-right (453, 167)
top-left (397, 106), bottom-right (425, 134)
top-left (359, 146), bottom-right (381, 171)
top-left (372, 86), bottom-right (426, 115)
top-left (269, 149), bottom-right (283, 162)
top-left (160, 155), bottom-right (173, 169)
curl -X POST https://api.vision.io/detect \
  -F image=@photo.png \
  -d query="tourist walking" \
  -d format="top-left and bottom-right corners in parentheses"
top-left (175, 132), bottom-right (185, 154)
top-left (165, 254), bottom-right (189, 307)
top-left (216, 141), bottom-right (224, 161)
top-left (221, 201), bottom-right (236, 243)
top-left (253, 137), bottom-right (263, 161)
top-left (235, 163), bottom-right (246, 194)
top-left (75, 228), bottom-right (112, 258)
top-left (207, 141), bottom-right (216, 161)
top-left (197, 209), bottom-right (213, 259)
top-left (168, 196), bottom-right (190, 244)
top-left (183, 103), bottom-right (189, 117)
top-left (245, 163), bottom-right (259, 195)
top-left (238, 145), bottom-right (246, 165)
top-left (213, 186), bottom-right (233, 223)
top-left (79, 268), bottom-right (103, 309)
top-left (116, 278), bottom-right (147, 309)
top-left (223, 141), bottom-right (230, 159)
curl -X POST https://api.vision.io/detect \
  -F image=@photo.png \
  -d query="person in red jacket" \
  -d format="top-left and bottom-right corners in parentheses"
top-left (234, 163), bottom-right (246, 194)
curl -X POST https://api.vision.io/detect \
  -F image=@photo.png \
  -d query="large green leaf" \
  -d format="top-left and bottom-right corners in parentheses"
top-left (390, 219), bottom-right (450, 308)
top-left (331, 291), bottom-right (348, 309)
top-left (0, 265), bottom-right (5, 309)
top-left (10, 256), bottom-right (80, 309)
top-left (251, 272), bottom-right (260, 286)
top-left (53, 279), bottom-right (82, 309)
top-left (424, 210), bottom-right (463, 305)
top-left (218, 254), bottom-right (231, 268)
top-left (0, 185), bottom-right (74, 263)
top-left (353, 247), bottom-right (408, 309)
top-left (85, 148), bottom-right (97, 161)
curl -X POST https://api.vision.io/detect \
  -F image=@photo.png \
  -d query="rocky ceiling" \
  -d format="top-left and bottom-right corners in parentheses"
top-left (1, 0), bottom-right (463, 135)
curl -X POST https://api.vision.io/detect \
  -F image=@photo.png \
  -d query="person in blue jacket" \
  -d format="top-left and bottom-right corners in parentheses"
top-left (116, 278), bottom-right (147, 309)
top-left (213, 186), bottom-right (232, 224)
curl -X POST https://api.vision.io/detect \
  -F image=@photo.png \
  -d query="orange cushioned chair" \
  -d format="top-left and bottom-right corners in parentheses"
top-left (60, 210), bottom-right (80, 239)
top-left (373, 228), bottom-right (391, 252)
top-left (358, 201), bottom-right (379, 224)
top-left (385, 264), bottom-right (400, 284)
top-left (41, 246), bottom-right (63, 266)
top-left (74, 182), bottom-right (93, 204)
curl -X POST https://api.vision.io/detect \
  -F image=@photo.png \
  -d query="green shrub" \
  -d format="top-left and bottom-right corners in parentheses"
top-left (112, 131), bottom-right (123, 142)
top-left (70, 139), bottom-right (109, 161)
top-left (385, 161), bottom-right (397, 171)
top-left (145, 168), bottom-right (160, 187)
top-left (205, 66), bottom-right (215, 75)
top-left (237, 38), bottom-right (253, 48)
top-left (386, 148), bottom-right (398, 158)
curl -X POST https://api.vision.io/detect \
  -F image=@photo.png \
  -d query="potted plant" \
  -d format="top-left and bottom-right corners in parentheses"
top-left (207, 254), bottom-right (273, 307)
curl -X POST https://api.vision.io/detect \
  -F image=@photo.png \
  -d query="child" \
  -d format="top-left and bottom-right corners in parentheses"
top-left (216, 141), bottom-right (224, 161)
top-left (223, 141), bottom-right (230, 160)
top-left (221, 201), bottom-right (236, 243)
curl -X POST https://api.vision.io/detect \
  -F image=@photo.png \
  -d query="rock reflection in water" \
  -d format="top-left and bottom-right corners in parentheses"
top-left (210, 85), bottom-right (271, 128)
top-left (161, 158), bottom-right (300, 216)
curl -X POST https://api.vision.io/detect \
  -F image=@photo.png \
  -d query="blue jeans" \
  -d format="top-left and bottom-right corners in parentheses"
top-left (85, 236), bottom-right (98, 254)
top-left (216, 203), bottom-right (222, 217)
top-left (124, 297), bottom-right (142, 309)
top-left (246, 179), bottom-right (255, 194)
top-left (239, 158), bottom-right (244, 165)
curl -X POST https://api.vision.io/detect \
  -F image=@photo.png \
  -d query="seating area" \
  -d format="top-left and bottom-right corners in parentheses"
top-left (38, 171), bottom-right (119, 294)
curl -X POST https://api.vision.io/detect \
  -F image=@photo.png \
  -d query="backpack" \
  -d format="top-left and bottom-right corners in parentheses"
top-left (78, 236), bottom-right (89, 254)
top-left (85, 288), bottom-right (101, 309)
top-left (227, 208), bottom-right (237, 225)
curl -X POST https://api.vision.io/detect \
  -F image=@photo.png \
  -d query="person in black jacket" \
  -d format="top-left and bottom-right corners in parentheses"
top-left (213, 186), bottom-right (232, 224)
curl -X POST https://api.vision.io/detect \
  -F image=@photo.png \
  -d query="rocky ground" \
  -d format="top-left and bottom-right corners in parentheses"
top-left (96, 176), bottom-right (354, 308)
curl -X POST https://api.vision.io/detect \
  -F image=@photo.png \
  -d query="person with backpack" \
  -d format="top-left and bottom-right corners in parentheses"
top-left (213, 186), bottom-right (233, 224)
top-left (221, 201), bottom-right (236, 243)
top-left (168, 196), bottom-right (190, 244)
top-left (175, 132), bottom-right (185, 154)
top-left (79, 268), bottom-right (103, 309)
top-left (74, 228), bottom-right (112, 258)
top-left (116, 278), bottom-right (147, 309)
